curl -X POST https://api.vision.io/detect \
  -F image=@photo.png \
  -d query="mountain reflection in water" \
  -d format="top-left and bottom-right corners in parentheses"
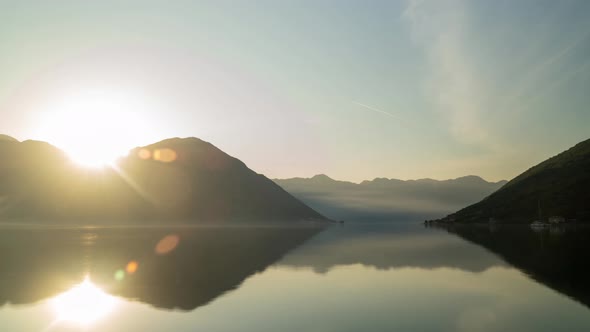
top-left (0, 225), bottom-right (322, 310)
top-left (1, 223), bottom-right (590, 332)
top-left (444, 224), bottom-right (590, 309)
top-left (278, 223), bottom-right (506, 273)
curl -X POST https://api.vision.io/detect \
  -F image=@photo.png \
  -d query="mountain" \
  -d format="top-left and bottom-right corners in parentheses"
top-left (274, 174), bottom-right (506, 222)
top-left (0, 136), bottom-right (326, 223)
top-left (0, 134), bottom-right (18, 142)
top-left (438, 138), bottom-right (590, 223)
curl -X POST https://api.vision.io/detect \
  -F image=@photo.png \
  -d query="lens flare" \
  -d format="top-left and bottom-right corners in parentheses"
top-left (155, 234), bottom-right (180, 255)
top-left (114, 269), bottom-right (125, 281)
top-left (153, 148), bottom-right (178, 163)
top-left (126, 261), bottom-right (139, 274)
top-left (138, 148), bottom-right (152, 160)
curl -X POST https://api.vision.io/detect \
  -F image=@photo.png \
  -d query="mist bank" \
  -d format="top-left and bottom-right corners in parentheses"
top-left (274, 174), bottom-right (506, 222)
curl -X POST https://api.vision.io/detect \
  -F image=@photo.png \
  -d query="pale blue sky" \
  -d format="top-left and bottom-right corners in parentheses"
top-left (1, 0), bottom-right (589, 181)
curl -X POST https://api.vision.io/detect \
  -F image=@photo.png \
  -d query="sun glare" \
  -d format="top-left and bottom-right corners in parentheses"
top-left (51, 277), bottom-right (118, 326)
top-left (34, 89), bottom-right (158, 168)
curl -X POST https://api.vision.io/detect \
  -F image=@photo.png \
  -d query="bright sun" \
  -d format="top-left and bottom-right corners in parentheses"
top-left (34, 89), bottom-right (158, 167)
top-left (51, 277), bottom-right (118, 326)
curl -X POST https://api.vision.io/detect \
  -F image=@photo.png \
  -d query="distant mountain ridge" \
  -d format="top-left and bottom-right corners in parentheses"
top-left (0, 136), bottom-right (326, 223)
top-left (274, 174), bottom-right (506, 222)
top-left (438, 138), bottom-right (590, 223)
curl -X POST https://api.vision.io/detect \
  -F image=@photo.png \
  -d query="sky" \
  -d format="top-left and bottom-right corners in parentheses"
top-left (0, 0), bottom-right (589, 182)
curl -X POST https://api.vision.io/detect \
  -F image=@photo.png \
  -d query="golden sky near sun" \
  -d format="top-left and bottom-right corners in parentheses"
top-left (33, 89), bottom-right (164, 167)
top-left (1, 1), bottom-right (589, 181)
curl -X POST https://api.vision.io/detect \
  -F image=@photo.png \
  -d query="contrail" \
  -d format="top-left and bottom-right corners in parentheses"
top-left (353, 101), bottom-right (398, 119)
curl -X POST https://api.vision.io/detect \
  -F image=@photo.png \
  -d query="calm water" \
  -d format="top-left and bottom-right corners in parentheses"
top-left (1, 223), bottom-right (589, 332)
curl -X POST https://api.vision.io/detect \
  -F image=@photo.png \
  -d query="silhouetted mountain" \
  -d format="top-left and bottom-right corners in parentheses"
top-left (445, 224), bottom-right (590, 309)
top-left (274, 175), bottom-right (506, 222)
top-left (438, 138), bottom-right (590, 223)
top-left (0, 226), bottom-right (322, 310)
top-left (0, 136), bottom-right (325, 223)
top-left (0, 134), bottom-right (18, 142)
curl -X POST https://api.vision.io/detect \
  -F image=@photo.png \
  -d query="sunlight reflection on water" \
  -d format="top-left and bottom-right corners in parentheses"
top-left (50, 277), bottom-right (119, 327)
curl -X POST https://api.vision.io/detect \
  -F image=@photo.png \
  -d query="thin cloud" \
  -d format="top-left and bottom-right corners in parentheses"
top-left (509, 30), bottom-right (590, 113)
top-left (402, 0), bottom-right (498, 151)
